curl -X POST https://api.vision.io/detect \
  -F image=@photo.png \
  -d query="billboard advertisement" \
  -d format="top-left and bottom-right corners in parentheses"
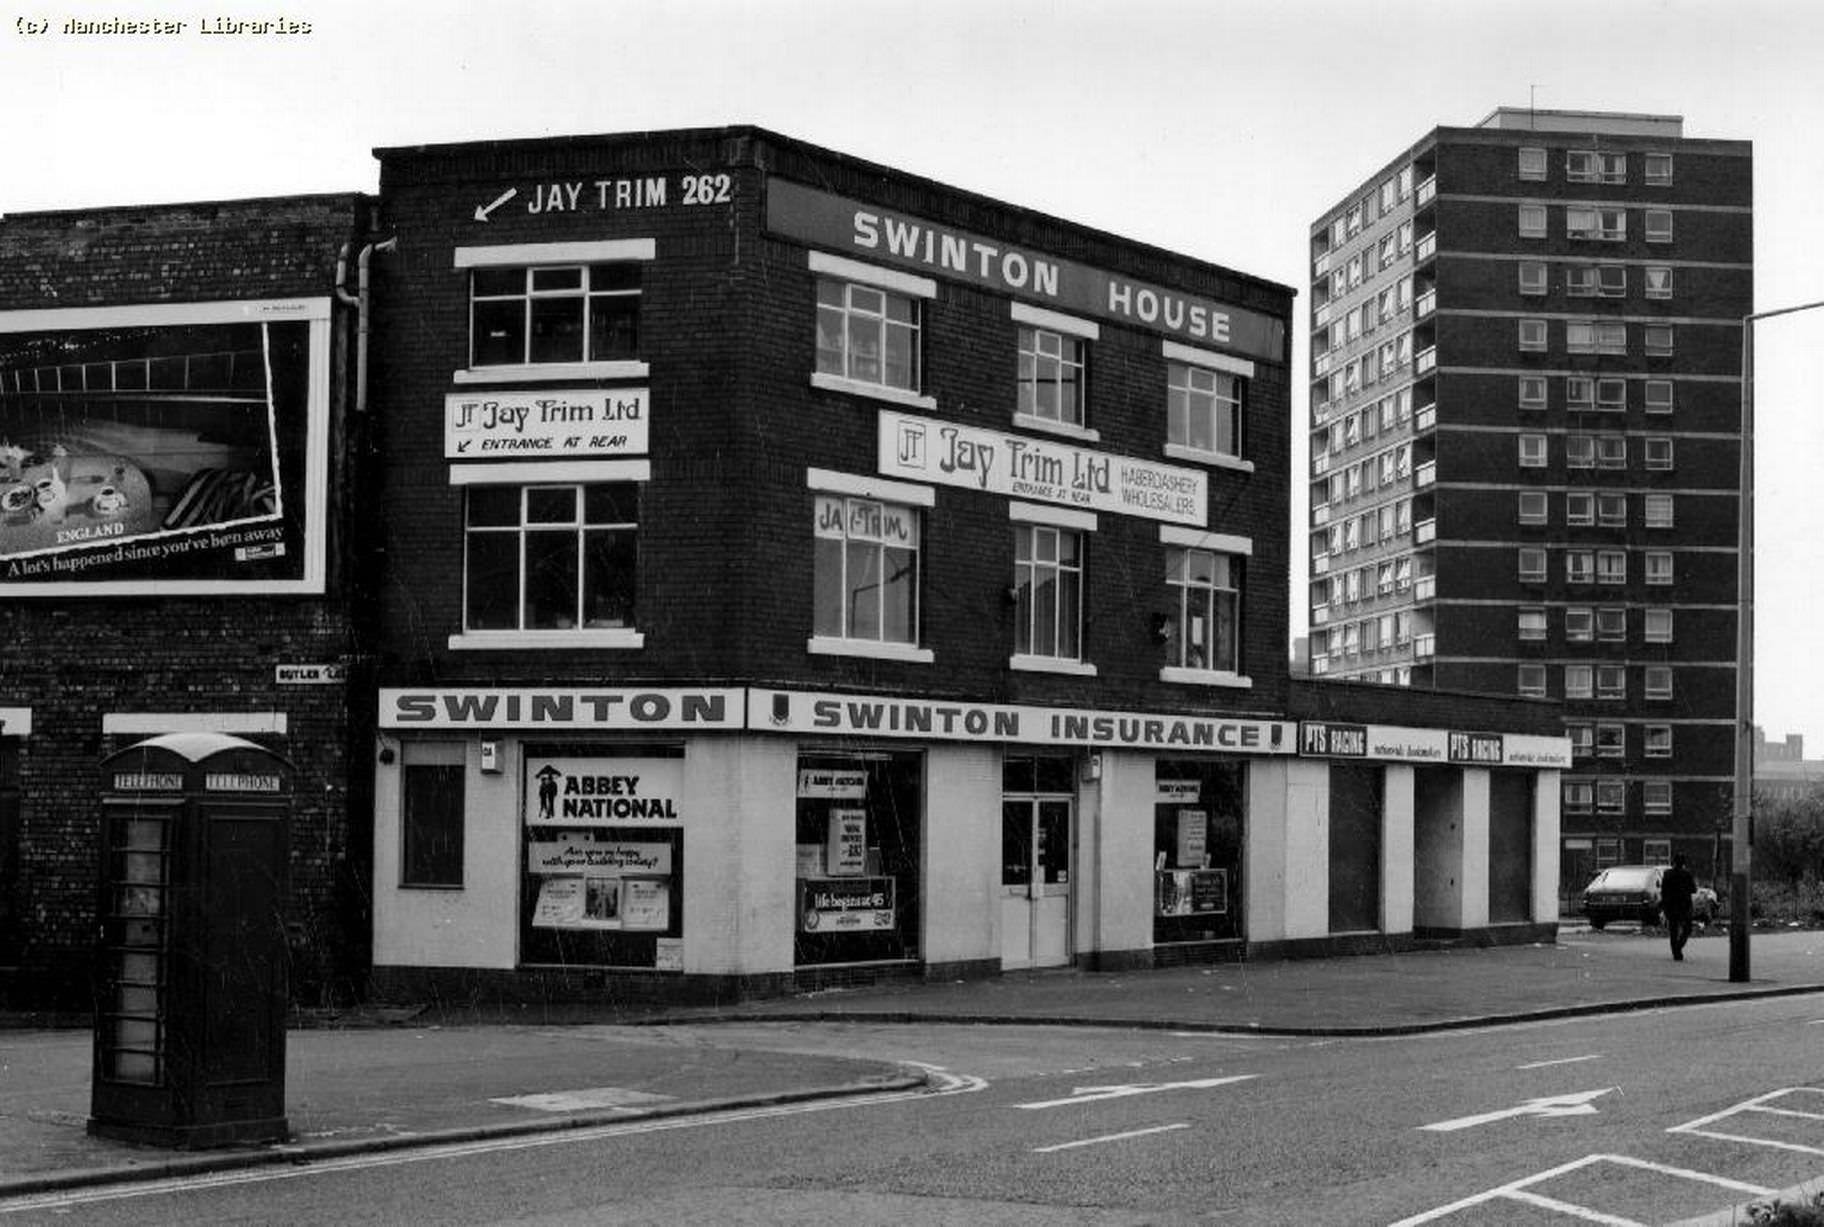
top-left (0, 298), bottom-right (331, 594)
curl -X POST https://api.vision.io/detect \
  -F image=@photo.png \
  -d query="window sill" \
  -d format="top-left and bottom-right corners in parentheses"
top-left (810, 372), bottom-right (937, 411)
top-left (1010, 655), bottom-right (1098, 677)
top-left (1158, 667), bottom-right (1252, 689)
top-left (1012, 413), bottom-right (1100, 444)
top-left (1163, 444), bottom-right (1253, 474)
top-left (448, 628), bottom-right (646, 650)
top-left (807, 636), bottom-right (933, 664)
top-left (454, 360), bottom-right (650, 384)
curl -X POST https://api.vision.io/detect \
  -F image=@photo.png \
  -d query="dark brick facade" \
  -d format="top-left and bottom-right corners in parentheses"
top-left (0, 195), bottom-right (373, 1009)
top-left (369, 128), bottom-right (1296, 718)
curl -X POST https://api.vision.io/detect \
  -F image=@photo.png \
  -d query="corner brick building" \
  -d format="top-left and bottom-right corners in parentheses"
top-left (362, 127), bottom-right (1567, 1005)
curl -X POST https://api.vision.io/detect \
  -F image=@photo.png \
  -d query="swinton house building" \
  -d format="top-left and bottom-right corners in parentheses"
top-left (2, 126), bottom-right (1569, 1011)
top-left (1305, 110), bottom-right (1749, 898)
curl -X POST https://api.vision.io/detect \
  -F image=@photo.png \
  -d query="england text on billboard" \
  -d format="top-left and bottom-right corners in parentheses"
top-left (765, 179), bottom-right (1285, 364)
top-left (381, 689), bottom-right (743, 729)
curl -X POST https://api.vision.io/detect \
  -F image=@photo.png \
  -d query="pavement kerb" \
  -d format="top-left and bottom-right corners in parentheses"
top-left (662, 980), bottom-right (1824, 1038)
top-left (0, 1071), bottom-right (928, 1201)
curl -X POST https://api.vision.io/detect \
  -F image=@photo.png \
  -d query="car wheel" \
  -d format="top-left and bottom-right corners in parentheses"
top-left (1589, 919), bottom-right (1606, 931)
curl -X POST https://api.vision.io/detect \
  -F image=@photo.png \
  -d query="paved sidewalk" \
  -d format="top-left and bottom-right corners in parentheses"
top-left (1, 926), bottom-right (1819, 1198)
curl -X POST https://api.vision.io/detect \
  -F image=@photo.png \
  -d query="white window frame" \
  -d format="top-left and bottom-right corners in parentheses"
top-left (1518, 147), bottom-right (1548, 181)
top-left (1565, 607), bottom-right (1594, 642)
top-left (454, 239), bottom-right (655, 384)
top-left (1518, 204), bottom-right (1548, 238)
top-left (1518, 606), bottom-right (1548, 641)
top-left (1645, 551), bottom-right (1675, 586)
top-left (1010, 504), bottom-right (1096, 675)
top-left (1644, 780), bottom-right (1673, 814)
top-left (1644, 325), bottom-right (1675, 356)
top-left (1518, 318), bottom-right (1548, 352)
top-left (1519, 375), bottom-right (1548, 410)
top-left (1645, 209), bottom-right (1674, 243)
top-left (1518, 491), bottom-right (1549, 525)
top-left (1645, 437), bottom-right (1674, 471)
top-left (1644, 266), bottom-right (1674, 300)
top-left (1519, 434), bottom-right (1548, 468)
top-left (450, 464), bottom-right (650, 651)
top-left (1644, 153), bottom-right (1674, 186)
top-left (1645, 379), bottom-right (1674, 414)
top-left (1644, 493), bottom-right (1674, 528)
top-left (1518, 664), bottom-right (1548, 698)
top-left (1518, 262), bottom-right (1548, 296)
top-left (806, 468), bottom-right (935, 663)
top-left (1598, 607), bottom-right (1627, 642)
top-left (1645, 666), bottom-right (1673, 701)
top-left (1519, 547), bottom-right (1548, 584)
top-left (1644, 607), bottom-right (1674, 643)
top-left (1158, 526), bottom-right (1250, 687)
top-left (1163, 343), bottom-right (1252, 470)
top-left (1566, 206), bottom-right (1626, 241)
top-left (810, 252), bottom-right (937, 409)
top-left (1565, 664), bottom-right (1594, 699)
top-left (1566, 492), bottom-right (1595, 526)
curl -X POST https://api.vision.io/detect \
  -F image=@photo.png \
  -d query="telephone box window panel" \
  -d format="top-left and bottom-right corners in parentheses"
top-left (0, 298), bottom-right (331, 595)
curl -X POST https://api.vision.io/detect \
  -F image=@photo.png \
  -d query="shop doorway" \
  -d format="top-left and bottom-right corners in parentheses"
top-left (1001, 756), bottom-right (1074, 970)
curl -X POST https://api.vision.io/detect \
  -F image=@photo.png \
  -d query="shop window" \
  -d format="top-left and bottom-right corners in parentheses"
top-left (470, 263), bottom-right (641, 369)
top-left (1017, 325), bottom-right (1087, 428)
top-left (1164, 547), bottom-right (1241, 674)
top-left (1166, 362), bottom-right (1243, 460)
top-left (796, 751), bottom-right (923, 967)
top-left (1155, 761), bottom-right (1246, 945)
top-left (1327, 764), bottom-right (1383, 933)
top-left (1013, 524), bottom-right (1084, 664)
top-left (816, 278), bottom-right (922, 393)
top-left (521, 749), bottom-right (685, 969)
top-left (1488, 772), bottom-right (1535, 924)
top-left (813, 494), bottom-right (921, 649)
top-left (464, 483), bottom-right (638, 636)
top-left (401, 742), bottom-right (465, 889)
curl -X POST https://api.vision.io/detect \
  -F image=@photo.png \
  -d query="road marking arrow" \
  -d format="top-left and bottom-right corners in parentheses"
top-left (1016, 1074), bottom-right (1256, 1110)
top-left (474, 187), bottom-right (518, 222)
top-left (1421, 1088), bottom-right (1615, 1132)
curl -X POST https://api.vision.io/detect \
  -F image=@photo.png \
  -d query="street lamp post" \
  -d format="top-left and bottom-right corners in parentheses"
top-left (1732, 298), bottom-right (1824, 983)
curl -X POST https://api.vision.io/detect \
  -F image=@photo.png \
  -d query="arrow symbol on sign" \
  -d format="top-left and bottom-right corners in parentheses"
top-left (1421, 1088), bottom-right (1616, 1132)
top-left (474, 187), bottom-right (518, 222)
top-left (1017, 1074), bottom-right (1257, 1110)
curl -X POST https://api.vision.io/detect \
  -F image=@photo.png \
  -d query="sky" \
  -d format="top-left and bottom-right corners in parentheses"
top-left (4, 0), bottom-right (1823, 749)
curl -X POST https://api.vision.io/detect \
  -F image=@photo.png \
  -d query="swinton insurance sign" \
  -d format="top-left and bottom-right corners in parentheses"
top-left (766, 178), bottom-right (1285, 364)
top-left (878, 410), bottom-right (1206, 526)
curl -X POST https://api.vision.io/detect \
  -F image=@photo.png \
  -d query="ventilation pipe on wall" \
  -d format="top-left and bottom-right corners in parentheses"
top-left (334, 237), bottom-right (396, 413)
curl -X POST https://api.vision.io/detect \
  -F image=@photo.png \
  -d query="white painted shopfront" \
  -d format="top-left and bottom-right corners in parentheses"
top-left (370, 687), bottom-right (1567, 993)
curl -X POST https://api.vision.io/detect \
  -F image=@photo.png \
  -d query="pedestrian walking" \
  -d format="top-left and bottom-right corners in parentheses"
top-left (1662, 853), bottom-right (1698, 960)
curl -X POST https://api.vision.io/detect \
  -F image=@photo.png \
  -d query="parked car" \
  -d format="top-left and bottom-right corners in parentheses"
top-left (1581, 865), bottom-right (1718, 929)
top-left (1582, 865), bottom-right (1665, 929)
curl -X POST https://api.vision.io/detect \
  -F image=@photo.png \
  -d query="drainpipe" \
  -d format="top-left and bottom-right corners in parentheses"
top-left (334, 237), bottom-right (396, 414)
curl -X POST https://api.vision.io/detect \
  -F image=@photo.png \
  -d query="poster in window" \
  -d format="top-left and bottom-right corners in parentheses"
top-left (1155, 868), bottom-right (1228, 917)
top-left (800, 876), bottom-right (895, 932)
top-left (621, 880), bottom-right (670, 931)
top-left (826, 809), bottom-right (867, 876)
top-left (532, 878), bottom-right (586, 928)
top-left (0, 299), bottom-right (331, 594)
top-left (1175, 809), bottom-right (1208, 868)
top-left (584, 877), bottom-right (621, 925)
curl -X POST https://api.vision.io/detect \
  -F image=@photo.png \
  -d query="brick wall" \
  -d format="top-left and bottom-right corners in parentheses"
top-left (0, 194), bottom-right (371, 1008)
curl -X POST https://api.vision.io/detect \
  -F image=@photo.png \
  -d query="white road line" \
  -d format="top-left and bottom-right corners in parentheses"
top-left (1669, 1086), bottom-right (1824, 1154)
top-left (1033, 1123), bottom-right (1190, 1154)
top-left (1500, 1188), bottom-right (1647, 1225)
top-left (1517, 1054), bottom-right (1604, 1070)
top-left (1387, 1152), bottom-right (1775, 1227)
top-left (1015, 1074), bottom-right (1256, 1110)
top-left (1, 1070), bottom-right (989, 1215)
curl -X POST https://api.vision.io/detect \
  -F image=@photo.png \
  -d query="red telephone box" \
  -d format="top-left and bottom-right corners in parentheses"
top-left (90, 733), bottom-right (291, 1147)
